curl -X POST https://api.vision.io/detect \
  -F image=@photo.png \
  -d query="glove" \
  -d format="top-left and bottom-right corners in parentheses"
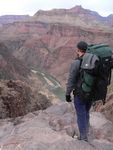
top-left (66, 95), bottom-right (72, 102)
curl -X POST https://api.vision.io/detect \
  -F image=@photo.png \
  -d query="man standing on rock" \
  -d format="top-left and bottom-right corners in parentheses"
top-left (65, 41), bottom-right (92, 141)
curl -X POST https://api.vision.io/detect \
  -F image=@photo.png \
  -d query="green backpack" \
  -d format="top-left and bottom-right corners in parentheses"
top-left (77, 44), bottom-right (113, 104)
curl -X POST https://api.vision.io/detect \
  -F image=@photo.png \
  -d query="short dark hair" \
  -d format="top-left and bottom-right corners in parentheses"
top-left (77, 41), bottom-right (88, 52)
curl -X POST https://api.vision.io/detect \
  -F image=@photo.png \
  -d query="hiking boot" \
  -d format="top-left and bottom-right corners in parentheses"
top-left (77, 136), bottom-right (88, 142)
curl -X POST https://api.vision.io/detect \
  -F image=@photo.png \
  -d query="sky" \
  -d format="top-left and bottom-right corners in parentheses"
top-left (0, 0), bottom-right (113, 17)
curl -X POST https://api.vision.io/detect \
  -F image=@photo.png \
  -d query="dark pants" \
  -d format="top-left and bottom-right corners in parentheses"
top-left (74, 96), bottom-right (92, 139)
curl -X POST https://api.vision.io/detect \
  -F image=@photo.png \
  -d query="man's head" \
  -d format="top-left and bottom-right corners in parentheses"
top-left (76, 41), bottom-right (88, 57)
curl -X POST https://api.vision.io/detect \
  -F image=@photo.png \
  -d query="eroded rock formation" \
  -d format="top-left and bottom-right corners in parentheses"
top-left (0, 102), bottom-right (113, 150)
top-left (0, 80), bottom-right (52, 119)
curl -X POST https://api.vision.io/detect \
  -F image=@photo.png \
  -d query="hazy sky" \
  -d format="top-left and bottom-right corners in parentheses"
top-left (0, 0), bottom-right (113, 17)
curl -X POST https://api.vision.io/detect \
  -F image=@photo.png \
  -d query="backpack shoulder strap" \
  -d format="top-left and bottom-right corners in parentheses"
top-left (77, 56), bottom-right (83, 69)
top-left (81, 53), bottom-right (99, 69)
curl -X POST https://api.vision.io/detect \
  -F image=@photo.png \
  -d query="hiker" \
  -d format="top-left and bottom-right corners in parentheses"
top-left (66, 41), bottom-right (91, 141)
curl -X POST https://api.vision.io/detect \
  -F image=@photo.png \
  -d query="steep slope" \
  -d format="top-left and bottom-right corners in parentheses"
top-left (10, 22), bottom-right (113, 86)
top-left (0, 43), bottom-right (59, 118)
top-left (0, 42), bottom-right (30, 80)
top-left (94, 93), bottom-right (113, 123)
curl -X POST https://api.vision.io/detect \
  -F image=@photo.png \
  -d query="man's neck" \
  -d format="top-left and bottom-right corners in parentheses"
top-left (79, 52), bottom-right (85, 57)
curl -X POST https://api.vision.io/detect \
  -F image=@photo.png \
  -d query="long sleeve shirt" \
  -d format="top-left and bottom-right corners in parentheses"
top-left (66, 59), bottom-right (80, 95)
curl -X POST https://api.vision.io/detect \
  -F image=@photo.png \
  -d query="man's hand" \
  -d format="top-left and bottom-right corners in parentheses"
top-left (66, 95), bottom-right (72, 102)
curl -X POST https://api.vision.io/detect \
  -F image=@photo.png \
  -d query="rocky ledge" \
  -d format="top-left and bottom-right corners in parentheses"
top-left (0, 102), bottom-right (113, 150)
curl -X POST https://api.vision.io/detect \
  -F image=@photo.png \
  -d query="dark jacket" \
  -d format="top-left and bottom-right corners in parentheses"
top-left (66, 59), bottom-right (81, 95)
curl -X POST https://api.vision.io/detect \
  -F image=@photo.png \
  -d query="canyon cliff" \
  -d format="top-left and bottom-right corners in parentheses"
top-left (0, 5), bottom-right (113, 149)
top-left (34, 5), bottom-right (113, 27)
top-left (0, 6), bottom-right (113, 87)
top-left (0, 15), bottom-right (30, 25)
